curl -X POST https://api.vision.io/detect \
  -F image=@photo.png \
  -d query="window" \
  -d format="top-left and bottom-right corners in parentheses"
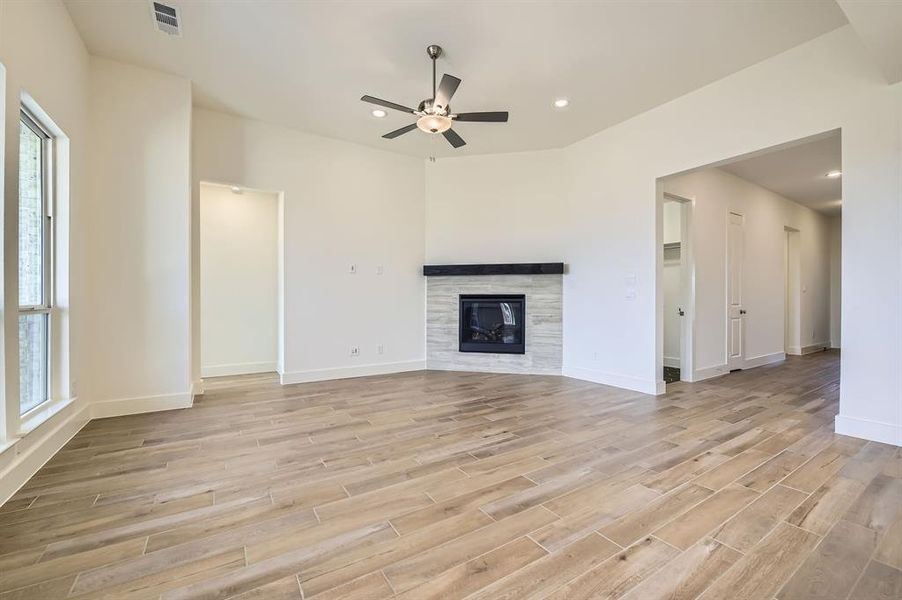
top-left (18, 109), bottom-right (53, 415)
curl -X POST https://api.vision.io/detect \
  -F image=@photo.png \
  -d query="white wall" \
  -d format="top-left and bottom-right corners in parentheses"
top-left (0, 0), bottom-right (91, 502)
top-left (664, 168), bottom-right (831, 372)
top-left (200, 184), bottom-right (278, 377)
top-left (662, 201), bottom-right (682, 244)
top-left (662, 201), bottom-right (682, 368)
top-left (424, 27), bottom-right (902, 445)
top-left (192, 109), bottom-right (425, 384)
top-left (829, 215), bottom-right (842, 348)
top-left (86, 58), bottom-right (192, 415)
top-left (425, 150), bottom-right (566, 264)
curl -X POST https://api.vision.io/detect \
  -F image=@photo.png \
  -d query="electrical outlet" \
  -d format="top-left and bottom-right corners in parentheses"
top-left (350, 346), bottom-right (360, 357)
top-left (377, 344), bottom-right (384, 355)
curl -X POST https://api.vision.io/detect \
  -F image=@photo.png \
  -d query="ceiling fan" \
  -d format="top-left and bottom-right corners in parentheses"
top-left (361, 45), bottom-right (509, 148)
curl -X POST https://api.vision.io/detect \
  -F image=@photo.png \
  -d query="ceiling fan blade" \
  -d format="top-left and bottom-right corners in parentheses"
top-left (454, 111), bottom-right (509, 122)
top-left (442, 128), bottom-right (466, 148)
top-left (382, 123), bottom-right (418, 139)
top-left (361, 95), bottom-right (416, 114)
top-left (433, 74), bottom-right (461, 111)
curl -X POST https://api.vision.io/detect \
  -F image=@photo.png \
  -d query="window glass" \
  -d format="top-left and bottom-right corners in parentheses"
top-left (19, 313), bottom-right (48, 414)
top-left (18, 114), bottom-right (51, 414)
top-left (18, 120), bottom-right (44, 307)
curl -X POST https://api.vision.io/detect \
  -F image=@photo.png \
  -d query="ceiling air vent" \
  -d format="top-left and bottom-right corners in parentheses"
top-left (151, 2), bottom-right (181, 36)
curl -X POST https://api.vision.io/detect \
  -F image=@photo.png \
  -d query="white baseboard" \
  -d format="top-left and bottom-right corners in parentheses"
top-left (280, 360), bottom-right (425, 385)
top-left (0, 401), bottom-right (90, 507)
top-left (562, 365), bottom-right (660, 395)
top-left (835, 414), bottom-right (902, 447)
top-left (787, 343), bottom-right (828, 356)
top-left (800, 343), bottom-right (828, 355)
top-left (91, 392), bottom-right (193, 419)
top-left (743, 352), bottom-right (786, 369)
top-left (663, 356), bottom-right (680, 368)
top-left (691, 354), bottom-right (783, 381)
top-left (691, 363), bottom-right (730, 382)
top-left (201, 361), bottom-right (277, 378)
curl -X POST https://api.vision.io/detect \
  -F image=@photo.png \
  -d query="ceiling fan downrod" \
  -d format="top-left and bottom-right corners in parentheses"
top-left (427, 44), bottom-right (442, 101)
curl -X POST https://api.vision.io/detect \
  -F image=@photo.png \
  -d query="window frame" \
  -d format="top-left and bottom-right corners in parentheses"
top-left (18, 106), bottom-right (55, 417)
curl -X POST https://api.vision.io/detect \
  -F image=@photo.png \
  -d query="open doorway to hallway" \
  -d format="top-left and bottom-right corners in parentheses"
top-left (199, 182), bottom-right (281, 378)
top-left (658, 130), bottom-right (842, 388)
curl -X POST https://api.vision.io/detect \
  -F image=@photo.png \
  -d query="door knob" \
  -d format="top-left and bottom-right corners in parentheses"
top-left (678, 308), bottom-right (685, 316)
top-left (739, 309), bottom-right (747, 315)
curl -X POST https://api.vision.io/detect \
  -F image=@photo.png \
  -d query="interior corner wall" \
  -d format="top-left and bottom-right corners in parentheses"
top-left (664, 168), bottom-right (831, 372)
top-left (86, 57), bottom-right (193, 416)
top-left (191, 108), bottom-right (425, 384)
top-left (829, 215), bottom-right (842, 348)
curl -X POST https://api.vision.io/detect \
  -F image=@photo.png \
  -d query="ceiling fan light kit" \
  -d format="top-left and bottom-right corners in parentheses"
top-left (361, 44), bottom-right (509, 148)
top-left (417, 114), bottom-right (453, 134)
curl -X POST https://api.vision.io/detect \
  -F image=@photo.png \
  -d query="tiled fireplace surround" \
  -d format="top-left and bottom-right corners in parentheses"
top-left (424, 264), bottom-right (563, 375)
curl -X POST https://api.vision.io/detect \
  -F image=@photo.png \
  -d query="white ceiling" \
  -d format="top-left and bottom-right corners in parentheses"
top-left (63, 1), bottom-right (847, 157)
top-left (837, 0), bottom-right (902, 84)
top-left (720, 132), bottom-right (842, 216)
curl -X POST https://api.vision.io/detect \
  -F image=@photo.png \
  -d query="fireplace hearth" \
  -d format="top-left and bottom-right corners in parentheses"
top-left (459, 294), bottom-right (525, 354)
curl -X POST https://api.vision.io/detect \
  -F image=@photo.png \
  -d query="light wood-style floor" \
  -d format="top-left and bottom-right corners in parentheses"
top-left (1, 350), bottom-right (900, 599)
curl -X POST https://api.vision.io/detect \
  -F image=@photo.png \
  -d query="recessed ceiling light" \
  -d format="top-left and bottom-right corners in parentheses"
top-left (826, 170), bottom-right (842, 178)
top-left (230, 186), bottom-right (242, 194)
top-left (371, 109), bottom-right (387, 118)
top-left (553, 98), bottom-right (570, 109)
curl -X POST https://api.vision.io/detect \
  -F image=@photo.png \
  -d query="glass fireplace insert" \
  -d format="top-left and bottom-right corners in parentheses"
top-left (458, 294), bottom-right (525, 354)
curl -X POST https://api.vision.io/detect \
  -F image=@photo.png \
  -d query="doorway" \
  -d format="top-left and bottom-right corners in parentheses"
top-left (662, 196), bottom-right (691, 384)
top-left (199, 182), bottom-right (280, 377)
top-left (656, 129), bottom-right (841, 389)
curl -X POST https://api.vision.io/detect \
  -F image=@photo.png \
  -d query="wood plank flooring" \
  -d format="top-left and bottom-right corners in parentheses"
top-left (1, 350), bottom-right (900, 599)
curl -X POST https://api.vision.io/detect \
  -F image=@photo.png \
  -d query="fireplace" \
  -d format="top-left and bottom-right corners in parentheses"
top-left (459, 294), bottom-right (525, 354)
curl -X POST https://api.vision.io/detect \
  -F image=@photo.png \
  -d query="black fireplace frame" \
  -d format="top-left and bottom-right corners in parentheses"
top-left (458, 294), bottom-right (526, 354)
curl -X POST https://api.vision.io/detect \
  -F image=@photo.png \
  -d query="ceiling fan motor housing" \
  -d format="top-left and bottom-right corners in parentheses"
top-left (418, 99), bottom-right (450, 116)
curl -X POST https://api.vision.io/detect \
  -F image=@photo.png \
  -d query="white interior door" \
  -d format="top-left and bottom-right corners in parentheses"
top-left (784, 228), bottom-right (802, 354)
top-left (727, 212), bottom-right (745, 370)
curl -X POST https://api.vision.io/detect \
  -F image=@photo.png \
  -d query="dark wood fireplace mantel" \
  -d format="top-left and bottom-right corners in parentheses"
top-left (422, 263), bottom-right (564, 277)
